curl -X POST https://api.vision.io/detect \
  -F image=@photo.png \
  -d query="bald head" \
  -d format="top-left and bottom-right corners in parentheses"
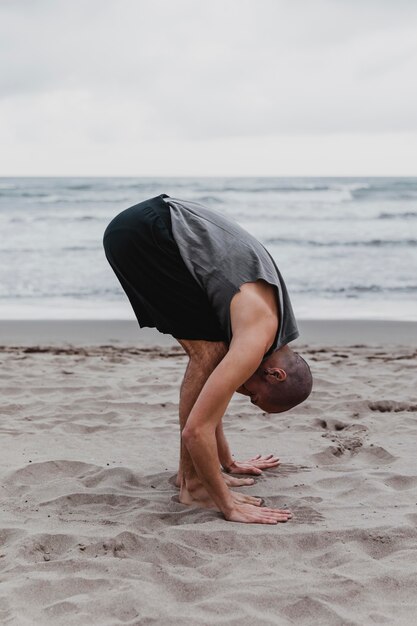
top-left (243, 345), bottom-right (313, 413)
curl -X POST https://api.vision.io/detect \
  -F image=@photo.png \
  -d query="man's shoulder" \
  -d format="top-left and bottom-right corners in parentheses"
top-left (231, 281), bottom-right (278, 315)
top-left (229, 281), bottom-right (279, 350)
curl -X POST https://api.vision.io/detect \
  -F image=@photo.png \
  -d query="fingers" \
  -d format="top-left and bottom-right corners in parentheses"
top-left (263, 507), bottom-right (292, 517)
top-left (259, 508), bottom-right (292, 524)
top-left (257, 513), bottom-right (290, 524)
top-left (247, 467), bottom-right (263, 475)
top-left (246, 455), bottom-right (280, 469)
top-left (256, 459), bottom-right (280, 469)
top-left (226, 504), bottom-right (292, 524)
top-left (229, 464), bottom-right (262, 476)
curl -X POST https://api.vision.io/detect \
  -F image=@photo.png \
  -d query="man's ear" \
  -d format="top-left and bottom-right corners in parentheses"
top-left (265, 367), bottom-right (287, 381)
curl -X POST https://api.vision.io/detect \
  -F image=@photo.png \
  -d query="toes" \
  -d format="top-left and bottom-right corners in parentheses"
top-left (236, 495), bottom-right (263, 506)
top-left (235, 477), bottom-right (256, 486)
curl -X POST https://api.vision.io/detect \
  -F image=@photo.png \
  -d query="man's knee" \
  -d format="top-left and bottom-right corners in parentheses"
top-left (176, 338), bottom-right (228, 368)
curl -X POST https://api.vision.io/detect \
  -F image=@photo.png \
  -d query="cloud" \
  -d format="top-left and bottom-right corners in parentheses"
top-left (1, 0), bottom-right (416, 174)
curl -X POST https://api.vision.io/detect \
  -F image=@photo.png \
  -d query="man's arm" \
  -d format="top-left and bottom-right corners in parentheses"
top-left (216, 423), bottom-right (280, 475)
top-left (182, 330), bottom-right (291, 524)
top-left (216, 281), bottom-right (282, 477)
top-left (215, 422), bottom-right (234, 470)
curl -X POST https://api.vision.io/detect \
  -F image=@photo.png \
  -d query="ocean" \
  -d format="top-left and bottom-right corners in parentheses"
top-left (1, 177), bottom-right (416, 321)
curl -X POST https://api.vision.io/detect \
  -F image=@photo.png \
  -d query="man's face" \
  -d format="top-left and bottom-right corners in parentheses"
top-left (239, 362), bottom-right (273, 412)
top-left (237, 356), bottom-right (289, 414)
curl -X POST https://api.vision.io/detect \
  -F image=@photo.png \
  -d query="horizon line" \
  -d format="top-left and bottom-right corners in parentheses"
top-left (1, 174), bottom-right (417, 179)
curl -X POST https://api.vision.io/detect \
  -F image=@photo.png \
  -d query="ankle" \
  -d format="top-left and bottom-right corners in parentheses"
top-left (183, 475), bottom-right (203, 494)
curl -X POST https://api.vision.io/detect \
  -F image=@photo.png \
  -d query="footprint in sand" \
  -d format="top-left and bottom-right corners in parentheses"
top-left (368, 400), bottom-right (417, 413)
top-left (312, 419), bottom-right (369, 464)
top-left (314, 441), bottom-right (397, 465)
top-left (314, 418), bottom-right (350, 431)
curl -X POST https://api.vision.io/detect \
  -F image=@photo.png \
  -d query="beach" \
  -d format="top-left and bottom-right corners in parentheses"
top-left (1, 320), bottom-right (416, 625)
top-left (2, 0), bottom-right (417, 619)
top-left (2, 174), bottom-right (417, 624)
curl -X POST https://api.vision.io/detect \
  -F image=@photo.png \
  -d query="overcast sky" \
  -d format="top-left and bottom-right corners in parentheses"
top-left (1, 0), bottom-right (417, 176)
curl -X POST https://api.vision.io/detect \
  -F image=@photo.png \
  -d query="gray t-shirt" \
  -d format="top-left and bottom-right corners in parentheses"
top-left (163, 196), bottom-right (299, 357)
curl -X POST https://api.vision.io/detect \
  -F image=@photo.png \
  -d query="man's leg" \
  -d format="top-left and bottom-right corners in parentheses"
top-left (175, 339), bottom-right (226, 501)
top-left (175, 339), bottom-right (259, 507)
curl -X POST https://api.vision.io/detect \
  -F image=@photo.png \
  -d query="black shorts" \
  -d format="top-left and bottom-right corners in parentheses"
top-left (103, 194), bottom-right (225, 341)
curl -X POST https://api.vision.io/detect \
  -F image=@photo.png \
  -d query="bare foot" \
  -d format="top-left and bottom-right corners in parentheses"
top-left (174, 471), bottom-right (255, 489)
top-left (179, 481), bottom-right (292, 524)
top-left (179, 481), bottom-right (263, 509)
top-left (223, 474), bottom-right (255, 487)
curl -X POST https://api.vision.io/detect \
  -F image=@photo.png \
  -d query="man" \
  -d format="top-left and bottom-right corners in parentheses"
top-left (103, 194), bottom-right (312, 525)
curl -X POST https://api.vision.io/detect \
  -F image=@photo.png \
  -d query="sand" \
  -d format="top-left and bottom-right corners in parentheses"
top-left (1, 323), bottom-right (417, 625)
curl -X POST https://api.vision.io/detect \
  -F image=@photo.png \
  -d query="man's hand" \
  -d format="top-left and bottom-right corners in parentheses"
top-left (226, 503), bottom-right (292, 524)
top-left (223, 454), bottom-right (280, 475)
